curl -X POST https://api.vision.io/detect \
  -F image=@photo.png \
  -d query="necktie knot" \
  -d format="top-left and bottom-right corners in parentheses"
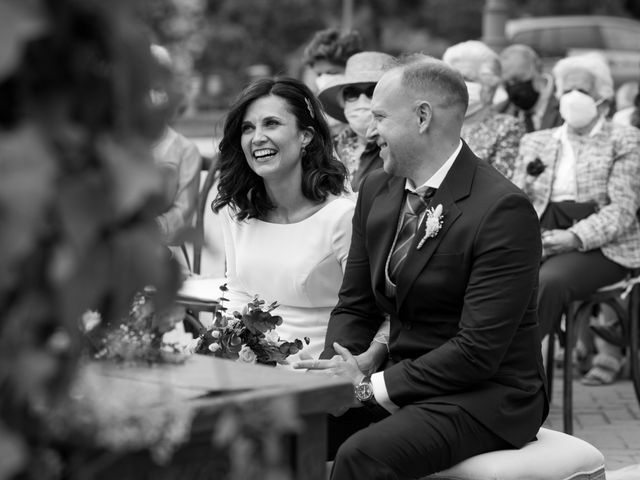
top-left (406, 187), bottom-right (436, 214)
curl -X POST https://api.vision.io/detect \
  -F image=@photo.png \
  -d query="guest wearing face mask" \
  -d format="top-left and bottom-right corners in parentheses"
top-left (442, 41), bottom-right (525, 180)
top-left (318, 51), bottom-right (397, 191)
top-left (497, 44), bottom-right (562, 133)
top-left (512, 52), bottom-right (640, 385)
top-left (301, 28), bottom-right (364, 137)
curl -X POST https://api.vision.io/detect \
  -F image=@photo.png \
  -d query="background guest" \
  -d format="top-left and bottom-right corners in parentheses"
top-left (150, 45), bottom-right (202, 246)
top-left (512, 52), bottom-right (640, 385)
top-left (301, 28), bottom-right (364, 137)
top-left (497, 44), bottom-right (562, 132)
top-left (443, 40), bottom-right (525, 180)
top-left (612, 80), bottom-right (640, 128)
top-left (302, 28), bottom-right (363, 92)
top-left (212, 77), bottom-right (387, 364)
top-left (318, 51), bottom-right (397, 191)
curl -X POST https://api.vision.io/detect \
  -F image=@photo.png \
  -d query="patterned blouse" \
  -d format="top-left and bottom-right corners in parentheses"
top-left (462, 112), bottom-right (526, 181)
top-left (335, 127), bottom-right (364, 183)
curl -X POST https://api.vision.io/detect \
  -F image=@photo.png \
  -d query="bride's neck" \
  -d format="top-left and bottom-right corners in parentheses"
top-left (264, 179), bottom-right (316, 224)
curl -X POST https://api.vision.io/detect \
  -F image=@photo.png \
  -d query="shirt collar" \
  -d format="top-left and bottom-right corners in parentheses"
top-left (405, 140), bottom-right (462, 193)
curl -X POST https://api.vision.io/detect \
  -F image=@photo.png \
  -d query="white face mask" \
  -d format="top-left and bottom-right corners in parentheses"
top-left (343, 95), bottom-right (373, 138)
top-left (465, 81), bottom-right (484, 117)
top-left (559, 90), bottom-right (601, 129)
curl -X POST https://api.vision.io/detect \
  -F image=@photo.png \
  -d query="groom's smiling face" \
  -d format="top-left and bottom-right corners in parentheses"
top-left (369, 69), bottom-right (421, 179)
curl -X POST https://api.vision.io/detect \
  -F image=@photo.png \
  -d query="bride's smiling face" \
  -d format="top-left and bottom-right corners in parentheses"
top-left (240, 95), bottom-right (312, 181)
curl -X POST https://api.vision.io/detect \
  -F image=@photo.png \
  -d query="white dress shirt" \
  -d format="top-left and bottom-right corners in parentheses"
top-left (550, 117), bottom-right (605, 202)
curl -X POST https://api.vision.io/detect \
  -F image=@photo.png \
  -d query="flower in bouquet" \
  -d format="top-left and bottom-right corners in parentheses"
top-left (196, 286), bottom-right (309, 365)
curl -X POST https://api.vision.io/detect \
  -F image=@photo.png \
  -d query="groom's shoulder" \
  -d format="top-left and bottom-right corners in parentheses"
top-left (362, 168), bottom-right (392, 187)
top-left (473, 157), bottom-right (527, 200)
top-left (358, 169), bottom-right (394, 201)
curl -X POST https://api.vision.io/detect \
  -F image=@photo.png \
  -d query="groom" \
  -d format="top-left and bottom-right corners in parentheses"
top-left (295, 58), bottom-right (549, 479)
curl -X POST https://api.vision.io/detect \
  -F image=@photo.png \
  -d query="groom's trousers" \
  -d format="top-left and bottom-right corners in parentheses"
top-left (328, 402), bottom-right (512, 480)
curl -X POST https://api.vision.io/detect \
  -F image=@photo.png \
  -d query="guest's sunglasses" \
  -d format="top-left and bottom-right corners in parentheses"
top-left (343, 85), bottom-right (376, 102)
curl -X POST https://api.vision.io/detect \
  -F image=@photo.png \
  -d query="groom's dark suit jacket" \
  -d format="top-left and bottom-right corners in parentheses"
top-left (322, 141), bottom-right (549, 448)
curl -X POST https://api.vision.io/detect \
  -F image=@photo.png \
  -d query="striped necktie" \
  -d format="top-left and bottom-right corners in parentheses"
top-left (388, 187), bottom-right (436, 283)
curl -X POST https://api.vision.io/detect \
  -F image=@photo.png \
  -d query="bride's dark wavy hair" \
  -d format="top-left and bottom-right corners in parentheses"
top-left (213, 77), bottom-right (347, 220)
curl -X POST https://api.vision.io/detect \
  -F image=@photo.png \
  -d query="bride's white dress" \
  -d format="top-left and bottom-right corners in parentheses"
top-left (219, 196), bottom-right (355, 362)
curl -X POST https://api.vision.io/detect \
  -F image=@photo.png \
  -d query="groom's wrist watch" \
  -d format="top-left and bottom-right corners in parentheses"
top-left (354, 375), bottom-right (377, 406)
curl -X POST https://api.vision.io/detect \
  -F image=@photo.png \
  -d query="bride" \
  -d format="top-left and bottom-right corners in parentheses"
top-left (211, 77), bottom-right (387, 368)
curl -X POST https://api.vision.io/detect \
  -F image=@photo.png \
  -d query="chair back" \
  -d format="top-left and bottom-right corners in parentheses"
top-left (192, 153), bottom-right (219, 274)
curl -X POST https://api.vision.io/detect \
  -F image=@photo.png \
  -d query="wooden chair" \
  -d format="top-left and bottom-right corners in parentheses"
top-left (190, 153), bottom-right (220, 275)
top-left (177, 153), bottom-right (220, 334)
top-left (177, 153), bottom-right (219, 274)
top-left (545, 271), bottom-right (640, 434)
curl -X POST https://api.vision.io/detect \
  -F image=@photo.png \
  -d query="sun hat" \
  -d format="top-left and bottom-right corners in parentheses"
top-left (317, 51), bottom-right (397, 123)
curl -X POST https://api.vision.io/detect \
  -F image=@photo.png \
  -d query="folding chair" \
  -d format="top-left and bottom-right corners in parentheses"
top-left (545, 270), bottom-right (640, 434)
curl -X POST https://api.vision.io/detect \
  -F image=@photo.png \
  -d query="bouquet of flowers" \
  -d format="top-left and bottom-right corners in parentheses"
top-left (194, 285), bottom-right (308, 365)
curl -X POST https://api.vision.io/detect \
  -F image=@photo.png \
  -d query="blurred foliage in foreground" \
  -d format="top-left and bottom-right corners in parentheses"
top-left (0, 0), bottom-right (179, 477)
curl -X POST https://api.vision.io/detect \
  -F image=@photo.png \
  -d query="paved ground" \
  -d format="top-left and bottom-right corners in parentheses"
top-left (544, 366), bottom-right (640, 476)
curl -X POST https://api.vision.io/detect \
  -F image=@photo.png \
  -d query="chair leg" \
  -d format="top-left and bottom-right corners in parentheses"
top-left (563, 306), bottom-right (574, 435)
top-left (630, 286), bottom-right (640, 404)
top-left (545, 331), bottom-right (555, 403)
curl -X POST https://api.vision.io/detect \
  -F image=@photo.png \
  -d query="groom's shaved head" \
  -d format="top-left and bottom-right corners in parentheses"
top-left (397, 56), bottom-right (468, 121)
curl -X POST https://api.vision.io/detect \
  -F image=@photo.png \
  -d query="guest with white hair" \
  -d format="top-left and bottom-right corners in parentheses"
top-left (442, 40), bottom-right (525, 180)
top-left (512, 52), bottom-right (640, 385)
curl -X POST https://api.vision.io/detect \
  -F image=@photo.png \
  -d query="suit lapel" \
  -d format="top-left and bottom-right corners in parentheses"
top-left (367, 175), bottom-right (405, 300)
top-left (395, 143), bottom-right (474, 309)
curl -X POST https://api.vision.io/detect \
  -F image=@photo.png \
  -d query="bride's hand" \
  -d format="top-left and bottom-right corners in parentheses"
top-left (292, 343), bottom-right (364, 383)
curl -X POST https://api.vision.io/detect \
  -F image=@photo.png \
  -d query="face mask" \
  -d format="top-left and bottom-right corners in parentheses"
top-left (315, 73), bottom-right (342, 91)
top-left (505, 79), bottom-right (539, 110)
top-left (343, 95), bottom-right (372, 138)
top-left (559, 90), bottom-right (601, 129)
top-left (465, 81), bottom-right (484, 117)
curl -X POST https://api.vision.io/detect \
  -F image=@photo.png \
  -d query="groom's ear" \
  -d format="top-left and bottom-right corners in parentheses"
top-left (415, 101), bottom-right (432, 133)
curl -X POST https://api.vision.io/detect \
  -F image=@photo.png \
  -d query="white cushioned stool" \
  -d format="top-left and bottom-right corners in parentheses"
top-left (426, 427), bottom-right (605, 480)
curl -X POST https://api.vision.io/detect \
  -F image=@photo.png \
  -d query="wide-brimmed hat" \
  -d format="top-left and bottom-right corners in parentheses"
top-left (318, 51), bottom-right (396, 123)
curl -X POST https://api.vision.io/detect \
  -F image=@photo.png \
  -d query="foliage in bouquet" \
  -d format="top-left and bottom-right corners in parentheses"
top-left (195, 286), bottom-right (309, 365)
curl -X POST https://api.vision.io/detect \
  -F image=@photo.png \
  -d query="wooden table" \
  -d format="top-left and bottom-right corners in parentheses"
top-left (89, 354), bottom-right (353, 479)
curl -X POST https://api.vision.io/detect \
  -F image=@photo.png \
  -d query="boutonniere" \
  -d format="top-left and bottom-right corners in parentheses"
top-left (526, 157), bottom-right (546, 177)
top-left (417, 204), bottom-right (443, 250)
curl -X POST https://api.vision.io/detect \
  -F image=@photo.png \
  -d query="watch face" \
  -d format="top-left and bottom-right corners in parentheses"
top-left (355, 381), bottom-right (374, 402)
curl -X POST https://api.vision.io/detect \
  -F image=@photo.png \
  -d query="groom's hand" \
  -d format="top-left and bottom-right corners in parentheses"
top-left (293, 342), bottom-right (365, 415)
top-left (292, 342), bottom-right (365, 385)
